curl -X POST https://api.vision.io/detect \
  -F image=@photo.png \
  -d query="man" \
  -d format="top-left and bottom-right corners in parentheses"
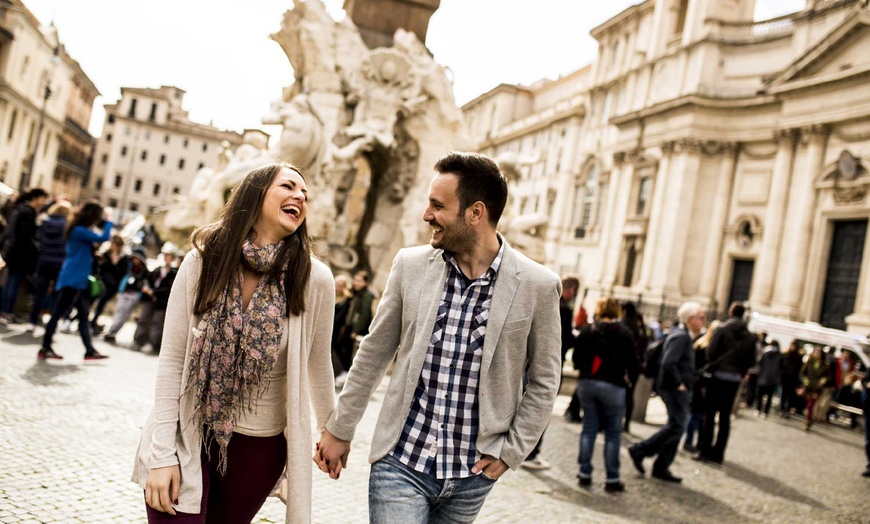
top-left (693, 302), bottom-right (756, 464)
top-left (336, 270), bottom-right (376, 379)
top-left (316, 152), bottom-right (562, 522)
top-left (0, 188), bottom-right (48, 321)
top-left (629, 301), bottom-right (706, 483)
top-left (133, 245), bottom-right (178, 353)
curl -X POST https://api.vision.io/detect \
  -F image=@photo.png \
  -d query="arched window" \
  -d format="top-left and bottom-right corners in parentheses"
top-left (572, 162), bottom-right (601, 238)
top-left (581, 164), bottom-right (599, 227)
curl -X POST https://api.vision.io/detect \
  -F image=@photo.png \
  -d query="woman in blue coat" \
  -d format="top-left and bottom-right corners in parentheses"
top-left (39, 202), bottom-right (113, 360)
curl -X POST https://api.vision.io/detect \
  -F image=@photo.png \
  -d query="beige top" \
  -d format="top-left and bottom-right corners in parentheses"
top-left (236, 329), bottom-right (289, 437)
top-left (132, 251), bottom-right (336, 523)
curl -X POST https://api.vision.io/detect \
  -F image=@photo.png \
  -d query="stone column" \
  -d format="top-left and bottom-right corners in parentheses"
top-left (698, 142), bottom-right (738, 300)
top-left (637, 142), bottom-right (674, 290)
top-left (547, 117), bottom-right (583, 247)
top-left (600, 151), bottom-right (636, 291)
top-left (771, 125), bottom-right (828, 318)
top-left (749, 130), bottom-right (797, 308)
top-left (649, 139), bottom-right (702, 296)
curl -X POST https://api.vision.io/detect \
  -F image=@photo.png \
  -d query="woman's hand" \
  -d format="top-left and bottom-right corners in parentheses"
top-left (145, 465), bottom-right (180, 515)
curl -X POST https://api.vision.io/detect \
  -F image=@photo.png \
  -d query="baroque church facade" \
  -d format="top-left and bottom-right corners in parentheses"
top-left (462, 0), bottom-right (870, 334)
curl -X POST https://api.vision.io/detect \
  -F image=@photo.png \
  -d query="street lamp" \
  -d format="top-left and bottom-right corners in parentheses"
top-left (22, 45), bottom-right (60, 190)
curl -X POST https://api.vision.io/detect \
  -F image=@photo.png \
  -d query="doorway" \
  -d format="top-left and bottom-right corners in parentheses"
top-left (819, 220), bottom-right (867, 330)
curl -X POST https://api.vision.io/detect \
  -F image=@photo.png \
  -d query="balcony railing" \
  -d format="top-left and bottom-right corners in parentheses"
top-left (708, 14), bottom-right (795, 43)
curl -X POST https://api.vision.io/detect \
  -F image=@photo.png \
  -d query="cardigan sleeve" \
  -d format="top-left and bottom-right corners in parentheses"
top-left (148, 253), bottom-right (199, 469)
top-left (307, 260), bottom-right (336, 433)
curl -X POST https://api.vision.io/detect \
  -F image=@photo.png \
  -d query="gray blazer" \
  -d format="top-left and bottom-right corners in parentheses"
top-left (325, 240), bottom-right (562, 469)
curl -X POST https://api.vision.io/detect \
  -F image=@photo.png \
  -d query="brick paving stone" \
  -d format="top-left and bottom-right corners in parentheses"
top-left (3, 318), bottom-right (870, 523)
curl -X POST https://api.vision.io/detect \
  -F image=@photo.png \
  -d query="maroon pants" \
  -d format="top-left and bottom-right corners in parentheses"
top-left (146, 432), bottom-right (287, 524)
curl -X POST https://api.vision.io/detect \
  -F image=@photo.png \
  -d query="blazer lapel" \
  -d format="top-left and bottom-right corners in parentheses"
top-left (481, 244), bottom-right (519, 372)
top-left (408, 251), bottom-right (449, 377)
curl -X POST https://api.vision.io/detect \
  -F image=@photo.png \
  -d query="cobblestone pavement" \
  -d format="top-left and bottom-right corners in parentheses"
top-left (2, 319), bottom-right (870, 523)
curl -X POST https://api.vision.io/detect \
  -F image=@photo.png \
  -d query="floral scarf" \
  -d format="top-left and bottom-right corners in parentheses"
top-left (186, 240), bottom-right (287, 473)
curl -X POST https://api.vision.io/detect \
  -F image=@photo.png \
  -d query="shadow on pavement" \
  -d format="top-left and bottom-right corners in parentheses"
top-left (721, 462), bottom-right (825, 509)
top-left (22, 361), bottom-right (83, 387)
top-left (2, 330), bottom-right (43, 345)
top-left (526, 470), bottom-right (752, 523)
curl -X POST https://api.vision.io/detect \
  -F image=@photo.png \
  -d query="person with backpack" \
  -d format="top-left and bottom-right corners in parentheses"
top-left (0, 188), bottom-right (48, 322)
top-left (629, 301), bottom-right (706, 483)
top-left (693, 302), bottom-right (757, 464)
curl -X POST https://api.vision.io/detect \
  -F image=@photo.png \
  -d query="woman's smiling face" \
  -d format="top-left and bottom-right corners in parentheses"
top-left (252, 166), bottom-right (308, 245)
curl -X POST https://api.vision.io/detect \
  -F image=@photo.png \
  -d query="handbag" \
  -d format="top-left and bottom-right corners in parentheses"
top-left (88, 275), bottom-right (106, 299)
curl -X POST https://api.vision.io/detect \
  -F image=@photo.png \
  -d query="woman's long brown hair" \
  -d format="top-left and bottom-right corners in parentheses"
top-left (190, 163), bottom-right (312, 317)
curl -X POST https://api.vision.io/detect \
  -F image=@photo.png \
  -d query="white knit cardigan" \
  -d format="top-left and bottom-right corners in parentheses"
top-left (132, 251), bottom-right (336, 523)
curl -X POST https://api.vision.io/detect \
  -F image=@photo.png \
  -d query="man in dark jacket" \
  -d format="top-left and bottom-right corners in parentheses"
top-left (629, 301), bottom-right (706, 483)
top-left (0, 188), bottom-right (48, 321)
top-left (133, 247), bottom-right (178, 353)
top-left (694, 302), bottom-right (757, 464)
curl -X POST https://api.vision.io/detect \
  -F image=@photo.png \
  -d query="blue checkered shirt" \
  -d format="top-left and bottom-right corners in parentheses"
top-left (391, 241), bottom-right (505, 479)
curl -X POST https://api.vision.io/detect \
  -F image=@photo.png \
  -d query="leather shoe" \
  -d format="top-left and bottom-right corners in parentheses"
top-left (628, 445), bottom-right (645, 475)
top-left (692, 452), bottom-right (722, 465)
top-left (578, 476), bottom-right (592, 487)
top-left (862, 469), bottom-right (870, 478)
top-left (651, 469), bottom-right (682, 483)
top-left (604, 481), bottom-right (625, 492)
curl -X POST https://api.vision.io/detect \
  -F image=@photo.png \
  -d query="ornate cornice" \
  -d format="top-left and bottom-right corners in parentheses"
top-left (799, 124), bottom-right (831, 145)
top-left (674, 139), bottom-right (736, 156)
top-left (833, 185), bottom-right (868, 206)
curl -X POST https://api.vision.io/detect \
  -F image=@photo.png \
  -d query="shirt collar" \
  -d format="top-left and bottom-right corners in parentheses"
top-left (442, 234), bottom-right (505, 283)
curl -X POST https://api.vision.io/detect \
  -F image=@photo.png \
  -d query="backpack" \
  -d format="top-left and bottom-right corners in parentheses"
top-left (642, 338), bottom-right (666, 378)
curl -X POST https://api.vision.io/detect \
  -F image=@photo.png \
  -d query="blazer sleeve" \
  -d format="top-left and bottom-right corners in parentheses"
top-left (307, 263), bottom-right (337, 434)
top-left (148, 253), bottom-right (198, 468)
top-left (499, 277), bottom-right (562, 469)
top-left (326, 250), bottom-right (406, 441)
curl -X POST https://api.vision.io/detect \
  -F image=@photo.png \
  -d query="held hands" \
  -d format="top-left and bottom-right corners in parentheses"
top-left (145, 465), bottom-right (180, 515)
top-left (471, 455), bottom-right (509, 481)
top-left (313, 430), bottom-right (351, 480)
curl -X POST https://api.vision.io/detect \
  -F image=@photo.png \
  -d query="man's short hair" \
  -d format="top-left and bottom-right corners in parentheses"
top-left (434, 152), bottom-right (508, 227)
top-left (729, 302), bottom-right (746, 319)
top-left (353, 270), bottom-right (370, 284)
top-left (561, 277), bottom-right (580, 291)
top-left (677, 301), bottom-right (703, 325)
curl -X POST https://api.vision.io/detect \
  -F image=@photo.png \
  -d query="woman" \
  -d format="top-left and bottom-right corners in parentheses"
top-left (620, 301), bottom-right (647, 433)
top-left (574, 297), bottom-right (639, 492)
top-left (27, 200), bottom-right (72, 331)
top-left (90, 234), bottom-right (129, 333)
top-left (38, 202), bottom-right (113, 360)
top-left (132, 163), bottom-right (336, 523)
top-left (800, 346), bottom-right (828, 431)
top-left (684, 321), bottom-right (718, 451)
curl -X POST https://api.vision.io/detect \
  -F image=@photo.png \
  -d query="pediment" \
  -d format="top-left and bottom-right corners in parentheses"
top-left (767, 10), bottom-right (870, 89)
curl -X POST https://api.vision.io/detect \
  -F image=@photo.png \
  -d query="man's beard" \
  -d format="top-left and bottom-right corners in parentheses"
top-left (432, 215), bottom-right (477, 254)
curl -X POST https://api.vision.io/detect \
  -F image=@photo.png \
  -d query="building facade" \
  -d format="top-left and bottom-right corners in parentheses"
top-left (89, 86), bottom-right (243, 219)
top-left (0, 0), bottom-right (94, 193)
top-left (463, 0), bottom-right (870, 335)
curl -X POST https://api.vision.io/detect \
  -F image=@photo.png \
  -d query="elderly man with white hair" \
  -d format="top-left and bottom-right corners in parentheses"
top-left (629, 301), bottom-right (706, 483)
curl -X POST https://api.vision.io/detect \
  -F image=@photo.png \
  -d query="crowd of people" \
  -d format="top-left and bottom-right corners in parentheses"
top-left (0, 188), bottom-right (181, 360)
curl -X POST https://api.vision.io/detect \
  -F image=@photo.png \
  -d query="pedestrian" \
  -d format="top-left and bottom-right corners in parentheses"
top-left (0, 188), bottom-right (48, 321)
top-left (629, 301), bottom-right (706, 483)
top-left (756, 340), bottom-right (783, 417)
top-left (565, 279), bottom-right (585, 425)
top-left (331, 274), bottom-right (352, 380)
top-left (335, 270), bottom-right (375, 379)
top-left (800, 346), bottom-right (829, 431)
top-left (132, 245), bottom-right (178, 353)
top-left (133, 163), bottom-right (336, 522)
top-left (861, 371), bottom-right (870, 478)
top-left (620, 301), bottom-right (647, 433)
top-left (27, 200), bottom-right (72, 332)
top-left (38, 202), bottom-right (113, 360)
top-left (315, 152), bottom-right (562, 522)
top-left (102, 251), bottom-right (150, 343)
top-left (743, 331), bottom-right (766, 408)
top-left (575, 297), bottom-right (638, 492)
top-left (693, 303), bottom-right (756, 465)
top-left (684, 320), bottom-right (719, 452)
top-left (90, 234), bottom-right (129, 334)
top-left (780, 341), bottom-right (804, 417)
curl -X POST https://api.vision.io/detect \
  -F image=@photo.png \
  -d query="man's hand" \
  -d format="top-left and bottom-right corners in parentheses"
top-left (471, 455), bottom-right (509, 481)
top-left (313, 430), bottom-right (351, 480)
top-left (677, 384), bottom-right (687, 392)
top-left (145, 465), bottom-right (180, 515)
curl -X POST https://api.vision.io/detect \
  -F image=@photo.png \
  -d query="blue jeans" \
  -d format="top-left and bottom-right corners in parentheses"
top-left (634, 389), bottom-right (689, 472)
top-left (369, 453), bottom-right (497, 524)
top-left (685, 410), bottom-right (703, 448)
top-left (42, 287), bottom-right (96, 355)
top-left (577, 379), bottom-right (626, 483)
